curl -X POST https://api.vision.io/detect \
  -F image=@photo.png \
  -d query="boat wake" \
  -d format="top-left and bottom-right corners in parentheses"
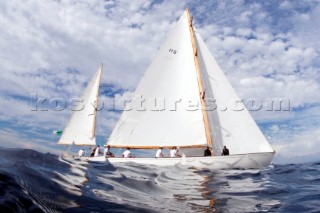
top-left (1, 148), bottom-right (319, 212)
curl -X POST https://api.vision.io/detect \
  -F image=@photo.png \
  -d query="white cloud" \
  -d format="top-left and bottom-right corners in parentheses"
top-left (239, 11), bottom-right (253, 23)
top-left (0, 0), bottom-right (184, 91)
top-left (279, 1), bottom-right (292, 10)
top-left (269, 116), bottom-right (320, 164)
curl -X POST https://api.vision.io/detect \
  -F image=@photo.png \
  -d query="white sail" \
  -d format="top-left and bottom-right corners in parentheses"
top-left (108, 11), bottom-right (207, 148)
top-left (58, 65), bottom-right (102, 146)
top-left (194, 31), bottom-right (274, 155)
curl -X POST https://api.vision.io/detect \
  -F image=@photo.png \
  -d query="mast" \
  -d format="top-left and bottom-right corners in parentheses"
top-left (91, 63), bottom-right (103, 139)
top-left (186, 8), bottom-right (213, 153)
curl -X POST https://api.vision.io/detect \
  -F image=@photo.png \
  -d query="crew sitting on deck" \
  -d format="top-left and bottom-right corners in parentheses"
top-left (155, 147), bottom-right (164, 158)
top-left (122, 147), bottom-right (134, 158)
top-left (204, 147), bottom-right (212, 156)
top-left (78, 148), bottom-right (85, 157)
top-left (176, 146), bottom-right (183, 157)
top-left (104, 145), bottom-right (114, 157)
top-left (170, 147), bottom-right (181, 157)
top-left (221, 146), bottom-right (230, 156)
top-left (90, 146), bottom-right (97, 157)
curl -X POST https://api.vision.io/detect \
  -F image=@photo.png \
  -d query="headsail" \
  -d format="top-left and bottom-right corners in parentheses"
top-left (58, 65), bottom-right (103, 146)
top-left (107, 11), bottom-right (207, 148)
top-left (194, 30), bottom-right (274, 155)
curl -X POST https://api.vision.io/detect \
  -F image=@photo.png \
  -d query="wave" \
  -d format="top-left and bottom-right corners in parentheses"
top-left (0, 148), bottom-right (319, 212)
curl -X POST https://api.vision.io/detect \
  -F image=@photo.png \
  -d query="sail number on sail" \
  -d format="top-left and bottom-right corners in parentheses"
top-left (169, 48), bottom-right (177, 54)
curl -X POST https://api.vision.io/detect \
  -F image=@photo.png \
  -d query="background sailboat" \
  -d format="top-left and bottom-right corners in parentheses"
top-left (57, 65), bottom-right (102, 147)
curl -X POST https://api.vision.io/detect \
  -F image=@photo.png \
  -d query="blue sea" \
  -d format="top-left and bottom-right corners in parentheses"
top-left (0, 148), bottom-right (319, 212)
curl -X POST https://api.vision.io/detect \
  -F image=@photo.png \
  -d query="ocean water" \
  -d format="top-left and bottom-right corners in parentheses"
top-left (0, 148), bottom-right (319, 213)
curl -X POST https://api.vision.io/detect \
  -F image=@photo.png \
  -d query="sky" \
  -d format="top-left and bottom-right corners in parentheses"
top-left (0, 0), bottom-right (319, 164)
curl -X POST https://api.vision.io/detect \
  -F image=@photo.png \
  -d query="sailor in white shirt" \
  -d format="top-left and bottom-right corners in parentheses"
top-left (170, 147), bottom-right (176, 157)
top-left (122, 147), bottom-right (133, 158)
top-left (78, 148), bottom-right (85, 157)
top-left (104, 145), bottom-right (114, 157)
top-left (155, 147), bottom-right (164, 158)
top-left (170, 147), bottom-right (181, 157)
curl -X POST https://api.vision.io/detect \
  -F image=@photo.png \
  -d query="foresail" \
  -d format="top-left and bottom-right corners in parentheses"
top-left (194, 31), bottom-right (274, 154)
top-left (58, 65), bottom-right (102, 146)
top-left (107, 11), bottom-right (207, 148)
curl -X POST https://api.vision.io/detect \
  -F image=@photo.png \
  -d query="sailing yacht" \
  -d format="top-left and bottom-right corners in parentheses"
top-left (58, 9), bottom-right (275, 169)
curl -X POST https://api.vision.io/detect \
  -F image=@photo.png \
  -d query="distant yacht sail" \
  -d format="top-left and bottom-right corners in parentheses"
top-left (58, 65), bottom-right (102, 146)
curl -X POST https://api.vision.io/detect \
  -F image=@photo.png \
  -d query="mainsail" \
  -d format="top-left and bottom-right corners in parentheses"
top-left (107, 9), bottom-right (274, 155)
top-left (58, 65), bottom-right (102, 146)
top-left (108, 11), bottom-right (207, 148)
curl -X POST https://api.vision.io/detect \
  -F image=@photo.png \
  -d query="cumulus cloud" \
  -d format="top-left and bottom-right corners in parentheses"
top-left (0, 0), bottom-right (185, 90)
top-left (265, 113), bottom-right (320, 164)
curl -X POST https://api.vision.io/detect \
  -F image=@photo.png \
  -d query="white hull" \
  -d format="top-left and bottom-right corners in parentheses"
top-left (83, 152), bottom-right (274, 169)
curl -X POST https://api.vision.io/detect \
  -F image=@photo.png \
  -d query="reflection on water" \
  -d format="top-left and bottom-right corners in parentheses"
top-left (0, 148), bottom-right (319, 212)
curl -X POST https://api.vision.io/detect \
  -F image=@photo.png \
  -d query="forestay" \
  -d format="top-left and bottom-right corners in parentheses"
top-left (108, 11), bottom-right (207, 148)
top-left (58, 65), bottom-right (102, 146)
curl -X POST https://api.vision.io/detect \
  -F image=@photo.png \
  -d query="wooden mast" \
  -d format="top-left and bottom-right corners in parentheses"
top-left (91, 63), bottom-right (103, 138)
top-left (186, 8), bottom-right (213, 154)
